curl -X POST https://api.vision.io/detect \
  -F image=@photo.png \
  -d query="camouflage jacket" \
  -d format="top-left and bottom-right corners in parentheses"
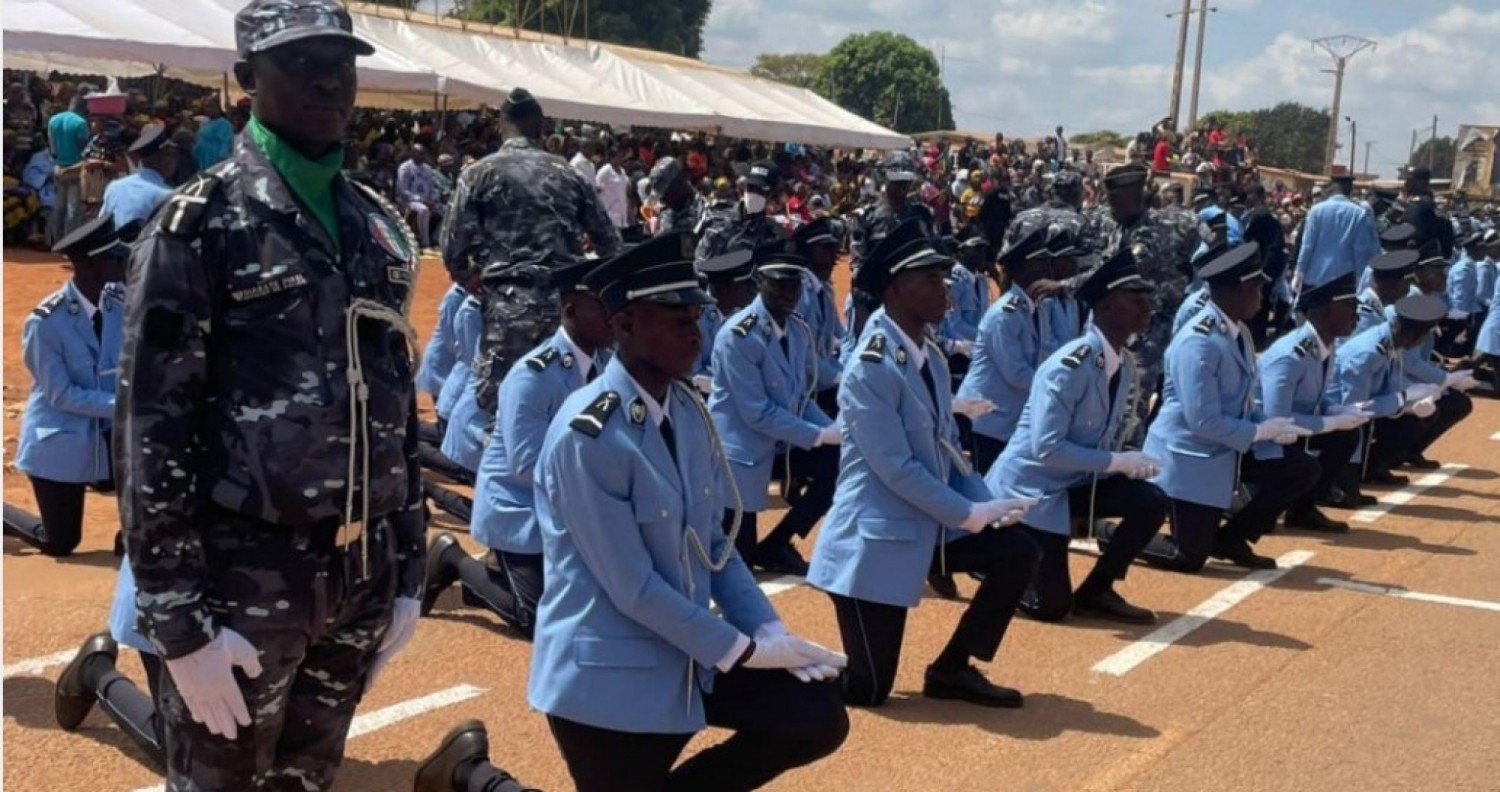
top-left (1006, 200), bottom-right (1097, 252)
top-left (850, 200), bottom-right (935, 264)
top-left (117, 132), bottom-right (426, 658)
top-left (654, 192), bottom-right (706, 238)
top-left (694, 203), bottom-right (785, 267)
top-left (441, 136), bottom-right (621, 282)
top-left (1100, 209), bottom-right (1193, 315)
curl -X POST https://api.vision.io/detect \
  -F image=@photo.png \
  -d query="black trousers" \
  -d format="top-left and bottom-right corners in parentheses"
top-left (764, 444), bottom-right (840, 548)
top-left (968, 435), bottom-right (1007, 477)
top-left (417, 419), bottom-right (446, 446)
top-left (1022, 476), bottom-right (1168, 622)
top-left (455, 550), bottom-right (544, 639)
top-left (830, 528), bottom-right (1040, 707)
top-left (546, 669), bottom-right (848, 792)
top-left (8, 476), bottom-right (88, 556)
top-left (424, 479), bottom-right (474, 524)
top-left (419, 443), bottom-right (476, 486)
top-left (1143, 450), bottom-right (1319, 572)
top-left (1294, 429), bottom-right (1360, 509)
top-left (815, 386), bottom-right (840, 420)
top-left (88, 649), bottom-right (165, 766)
top-left (1364, 390), bottom-right (1471, 477)
top-left (1413, 390), bottom-right (1473, 459)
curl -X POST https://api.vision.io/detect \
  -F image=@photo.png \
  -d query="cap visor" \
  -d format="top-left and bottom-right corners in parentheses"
top-left (251, 28), bottom-right (376, 56)
top-left (643, 286), bottom-right (717, 307)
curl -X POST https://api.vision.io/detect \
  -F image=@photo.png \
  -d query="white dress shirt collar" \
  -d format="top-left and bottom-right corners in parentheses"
top-left (559, 326), bottom-right (594, 381)
top-left (624, 370), bottom-right (671, 427)
top-left (883, 315), bottom-right (929, 370)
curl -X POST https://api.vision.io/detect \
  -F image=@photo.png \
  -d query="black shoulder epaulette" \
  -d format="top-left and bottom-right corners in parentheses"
top-left (569, 391), bottom-right (621, 438)
top-left (860, 333), bottom-right (888, 362)
top-left (101, 282), bottom-right (126, 302)
top-left (732, 313), bottom-right (758, 338)
top-left (33, 291), bottom-right (66, 318)
top-left (159, 172), bottom-right (223, 237)
top-left (1060, 343), bottom-right (1092, 369)
top-left (1293, 337), bottom-right (1318, 359)
top-left (1192, 315), bottom-right (1216, 336)
top-left (1001, 299), bottom-right (1019, 314)
top-left (526, 347), bottom-right (560, 371)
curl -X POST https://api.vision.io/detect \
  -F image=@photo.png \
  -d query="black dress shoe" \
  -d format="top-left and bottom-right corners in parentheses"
top-left (56, 633), bottom-right (117, 731)
top-left (1210, 536), bottom-right (1277, 570)
top-left (1402, 454), bottom-right (1441, 471)
top-left (421, 533), bottom-right (462, 616)
top-left (923, 664), bottom-right (1023, 708)
top-left (753, 542), bottom-right (810, 576)
top-left (1318, 487), bottom-right (1377, 509)
top-left (413, 719), bottom-right (492, 792)
top-left (927, 571), bottom-right (959, 600)
top-left (1074, 588), bottom-right (1157, 624)
top-left (1365, 470), bottom-right (1410, 487)
top-left (113, 531), bottom-right (125, 557)
top-left (1284, 506), bottom-right (1350, 534)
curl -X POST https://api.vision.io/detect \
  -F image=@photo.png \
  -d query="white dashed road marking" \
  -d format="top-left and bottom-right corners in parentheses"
top-left (3, 648), bottom-right (78, 679)
top-left (1318, 578), bottom-right (1500, 614)
top-left (1350, 463), bottom-right (1467, 524)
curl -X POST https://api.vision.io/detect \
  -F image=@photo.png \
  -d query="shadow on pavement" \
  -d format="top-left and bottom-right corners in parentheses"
top-left (869, 691), bottom-right (1160, 741)
top-left (1449, 467), bottom-right (1498, 482)
top-left (1385, 504), bottom-right (1496, 525)
top-left (2, 538), bottom-right (121, 569)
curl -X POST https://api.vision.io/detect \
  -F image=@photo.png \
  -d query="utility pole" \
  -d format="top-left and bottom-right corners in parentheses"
top-left (1346, 116), bottom-right (1356, 174)
top-left (1312, 35), bottom-right (1376, 175)
top-left (1364, 140), bottom-right (1375, 176)
top-left (1187, 0), bottom-right (1217, 129)
top-left (1166, 0), bottom-right (1192, 129)
top-left (1429, 114), bottom-right (1439, 169)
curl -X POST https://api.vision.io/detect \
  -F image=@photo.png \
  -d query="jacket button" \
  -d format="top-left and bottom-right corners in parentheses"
top-left (660, 509), bottom-right (668, 518)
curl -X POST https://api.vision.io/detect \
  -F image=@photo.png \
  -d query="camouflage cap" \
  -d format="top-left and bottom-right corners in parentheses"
top-left (236, 0), bottom-right (375, 58)
top-left (648, 157), bottom-right (684, 199)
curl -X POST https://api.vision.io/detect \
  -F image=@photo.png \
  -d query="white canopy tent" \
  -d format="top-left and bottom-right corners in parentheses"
top-left (2, 0), bottom-right (912, 148)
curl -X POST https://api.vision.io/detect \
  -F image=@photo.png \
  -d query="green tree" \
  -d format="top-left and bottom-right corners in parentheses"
top-left (1069, 130), bottom-right (1129, 148)
top-left (1197, 103), bottom-right (1329, 173)
top-left (457, 0), bottom-right (712, 58)
top-left (750, 53), bottom-right (827, 90)
top-left (814, 31), bottom-right (952, 134)
top-left (1412, 136), bottom-right (1457, 179)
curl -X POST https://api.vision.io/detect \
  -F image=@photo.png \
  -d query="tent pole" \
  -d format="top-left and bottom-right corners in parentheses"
top-left (222, 72), bottom-right (230, 111)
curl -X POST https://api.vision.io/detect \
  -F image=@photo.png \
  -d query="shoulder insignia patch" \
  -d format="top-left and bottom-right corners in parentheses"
top-left (161, 172), bottom-right (223, 237)
top-left (569, 391), bottom-right (621, 438)
top-left (733, 313), bottom-right (759, 338)
top-left (33, 291), bottom-right (66, 318)
top-left (526, 347), bottom-right (560, 372)
top-left (860, 333), bottom-right (888, 362)
top-left (1060, 343), bottom-right (1092, 369)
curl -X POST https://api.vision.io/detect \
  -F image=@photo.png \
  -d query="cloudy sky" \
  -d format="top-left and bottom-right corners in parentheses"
top-left (701, 0), bottom-right (1500, 178)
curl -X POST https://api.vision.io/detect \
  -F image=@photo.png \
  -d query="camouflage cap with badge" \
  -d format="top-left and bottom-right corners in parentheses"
top-left (235, 0), bottom-right (376, 57)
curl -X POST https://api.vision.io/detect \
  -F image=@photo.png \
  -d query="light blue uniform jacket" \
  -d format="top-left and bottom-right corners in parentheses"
top-left (695, 303), bottom-right (724, 378)
top-left (15, 281), bottom-right (125, 482)
top-left (807, 310), bottom-right (991, 609)
top-left (107, 558), bottom-right (153, 653)
top-left (528, 359), bottom-right (778, 734)
top-left (1477, 273), bottom-right (1500, 356)
top-left (434, 294), bottom-right (483, 422)
top-left (1172, 283), bottom-right (1212, 337)
top-left (1253, 323), bottom-right (1335, 461)
top-left (1295, 194), bottom-right (1380, 287)
top-left (472, 329), bottom-right (606, 554)
top-left (941, 263), bottom-right (987, 343)
top-left (1447, 253), bottom-right (1479, 315)
top-left (797, 272), bottom-right (846, 390)
top-left (1038, 295), bottom-right (1082, 361)
top-left (100, 168), bottom-right (172, 231)
top-left (1143, 304), bottom-right (1262, 509)
top-left (987, 325), bottom-right (1134, 536)
top-left (416, 283), bottom-right (466, 399)
top-left (707, 297), bottom-right (830, 512)
top-left (956, 284), bottom-right (1040, 442)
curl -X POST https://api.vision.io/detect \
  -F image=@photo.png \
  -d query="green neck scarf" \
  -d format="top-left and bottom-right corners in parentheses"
top-left (249, 115), bottom-right (343, 255)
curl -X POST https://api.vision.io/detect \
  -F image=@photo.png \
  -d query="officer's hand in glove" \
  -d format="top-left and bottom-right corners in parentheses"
top-left (368, 597), bottom-right (422, 688)
top-left (1410, 396), bottom-right (1438, 418)
top-left (743, 635), bottom-right (848, 674)
top-left (1107, 451), bottom-right (1162, 480)
top-left (1402, 383), bottom-right (1441, 405)
top-left (1444, 370), bottom-right (1478, 392)
top-left (952, 396), bottom-right (997, 419)
top-left (754, 621), bottom-right (836, 682)
top-left (692, 374), bottom-right (712, 395)
top-left (163, 627), bottom-right (263, 740)
top-left (1327, 403), bottom-right (1371, 417)
top-left (950, 340), bottom-right (975, 358)
top-left (815, 424), bottom-right (842, 447)
top-left (1254, 416), bottom-right (1312, 443)
top-left (961, 498), bottom-right (1038, 531)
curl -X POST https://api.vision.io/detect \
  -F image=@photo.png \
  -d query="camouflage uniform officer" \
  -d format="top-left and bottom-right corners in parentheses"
top-left (849, 151), bottom-right (934, 266)
top-left (694, 160), bottom-right (786, 266)
top-left (117, 4), bottom-right (426, 788)
top-left (648, 156), bottom-right (705, 238)
top-left (1005, 170), bottom-right (1096, 264)
top-left (1153, 182), bottom-right (1203, 270)
top-left (1094, 164), bottom-right (1194, 437)
top-left (442, 87), bottom-right (621, 413)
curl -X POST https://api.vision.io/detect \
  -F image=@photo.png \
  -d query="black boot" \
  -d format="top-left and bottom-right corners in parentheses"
top-left (56, 633), bottom-right (117, 730)
top-left (421, 533), bottom-right (463, 616)
top-left (413, 719), bottom-right (492, 792)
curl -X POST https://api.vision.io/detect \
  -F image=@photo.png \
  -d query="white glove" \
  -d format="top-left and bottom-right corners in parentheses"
top-left (1446, 309), bottom-right (1469, 321)
top-left (950, 339), bottom-right (975, 357)
top-left (1107, 451), bottom-right (1162, 480)
top-left (1410, 396), bottom-right (1437, 418)
top-left (1320, 410), bottom-right (1371, 433)
top-left (163, 628), bottom-right (263, 740)
top-left (742, 634), bottom-right (848, 672)
top-left (754, 621), bottom-right (835, 682)
top-left (1326, 403), bottom-right (1369, 417)
top-left (1254, 416), bottom-right (1312, 443)
top-left (1402, 383), bottom-right (1441, 405)
top-left (815, 424), bottom-right (842, 447)
top-left (1273, 432), bottom-right (1303, 445)
top-left (368, 597), bottom-right (422, 687)
top-left (692, 374), bottom-right (712, 395)
top-left (1444, 370), bottom-right (1478, 392)
top-left (952, 396), bottom-right (997, 419)
top-left (960, 498), bottom-right (1039, 532)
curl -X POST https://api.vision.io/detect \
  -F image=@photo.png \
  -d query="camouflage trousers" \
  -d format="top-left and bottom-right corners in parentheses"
top-left (1125, 315), bottom-right (1172, 448)
top-left (160, 506), bottom-right (397, 792)
top-left (473, 284), bottom-right (561, 416)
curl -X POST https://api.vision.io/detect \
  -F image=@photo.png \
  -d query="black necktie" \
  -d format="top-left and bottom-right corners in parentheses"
top-left (1107, 369), bottom-right (1122, 413)
top-left (919, 361), bottom-right (939, 406)
top-left (659, 417), bottom-right (678, 465)
top-left (585, 363), bottom-right (598, 383)
top-left (779, 334), bottom-right (790, 357)
top-left (91, 310), bottom-right (102, 340)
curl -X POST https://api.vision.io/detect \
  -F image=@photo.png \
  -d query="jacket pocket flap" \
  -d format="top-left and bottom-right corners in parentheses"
top-left (855, 518), bottom-right (922, 542)
top-left (574, 635), bottom-right (658, 669)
